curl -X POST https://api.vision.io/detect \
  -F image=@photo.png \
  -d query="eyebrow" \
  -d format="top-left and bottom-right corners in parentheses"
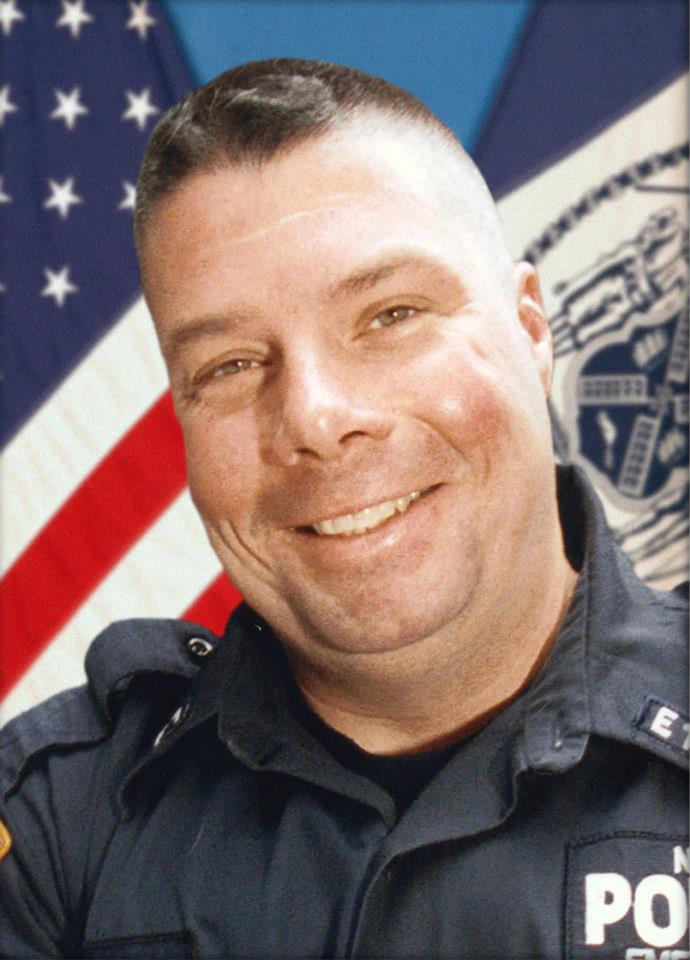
top-left (163, 252), bottom-right (458, 358)
top-left (162, 311), bottom-right (252, 359)
top-left (327, 252), bottom-right (445, 300)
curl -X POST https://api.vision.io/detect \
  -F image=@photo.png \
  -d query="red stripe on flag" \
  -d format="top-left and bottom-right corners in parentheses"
top-left (0, 392), bottom-right (186, 698)
top-left (182, 573), bottom-right (243, 636)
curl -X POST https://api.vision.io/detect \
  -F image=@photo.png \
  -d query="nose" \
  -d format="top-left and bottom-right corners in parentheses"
top-left (263, 346), bottom-right (393, 466)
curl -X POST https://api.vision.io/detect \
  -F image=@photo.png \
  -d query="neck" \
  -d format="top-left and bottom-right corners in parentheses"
top-left (289, 536), bottom-right (579, 756)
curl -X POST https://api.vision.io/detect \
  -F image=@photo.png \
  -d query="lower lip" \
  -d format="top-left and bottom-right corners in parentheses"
top-left (291, 485), bottom-right (441, 561)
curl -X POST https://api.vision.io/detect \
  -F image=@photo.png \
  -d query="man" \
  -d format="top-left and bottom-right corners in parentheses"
top-left (1, 59), bottom-right (687, 959)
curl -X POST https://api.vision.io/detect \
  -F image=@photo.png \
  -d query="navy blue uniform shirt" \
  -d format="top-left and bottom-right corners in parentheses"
top-left (1, 466), bottom-right (687, 959)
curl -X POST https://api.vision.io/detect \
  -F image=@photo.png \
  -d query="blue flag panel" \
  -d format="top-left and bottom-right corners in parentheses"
top-left (0, 0), bottom-right (192, 445)
top-left (474, 0), bottom-right (688, 198)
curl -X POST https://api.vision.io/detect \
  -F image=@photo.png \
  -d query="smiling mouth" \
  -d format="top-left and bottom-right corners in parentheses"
top-left (304, 488), bottom-right (426, 537)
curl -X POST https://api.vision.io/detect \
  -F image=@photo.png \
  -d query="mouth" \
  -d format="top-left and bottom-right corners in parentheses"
top-left (300, 487), bottom-right (431, 537)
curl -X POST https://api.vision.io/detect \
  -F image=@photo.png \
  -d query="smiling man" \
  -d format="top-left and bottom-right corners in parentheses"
top-left (1, 60), bottom-right (687, 960)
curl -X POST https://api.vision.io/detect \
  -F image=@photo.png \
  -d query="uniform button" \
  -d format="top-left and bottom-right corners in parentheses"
top-left (187, 636), bottom-right (214, 658)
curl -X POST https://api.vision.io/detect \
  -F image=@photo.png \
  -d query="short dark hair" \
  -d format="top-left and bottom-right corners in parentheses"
top-left (134, 58), bottom-right (457, 247)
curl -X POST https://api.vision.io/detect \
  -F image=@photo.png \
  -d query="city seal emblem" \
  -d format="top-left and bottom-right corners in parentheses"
top-left (523, 143), bottom-right (688, 589)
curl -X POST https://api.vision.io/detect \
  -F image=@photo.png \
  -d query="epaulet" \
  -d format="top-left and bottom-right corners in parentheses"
top-left (0, 618), bottom-right (220, 797)
top-left (589, 587), bottom-right (688, 771)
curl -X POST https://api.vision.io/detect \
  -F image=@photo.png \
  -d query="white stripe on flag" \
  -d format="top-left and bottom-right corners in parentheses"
top-left (1, 296), bottom-right (166, 574)
top-left (498, 73), bottom-right (688, 590)
top-left (497, 75), bottom-right (687, 257)
top-left (1, 489), bottom-right (221, 724)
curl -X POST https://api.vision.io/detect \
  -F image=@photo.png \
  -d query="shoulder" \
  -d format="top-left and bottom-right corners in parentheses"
top-left (0, 618), bottom-right (217, 954)
top-left (589, 573), bottom-right (688, 771)
top-left (557, 464), bottom-right (688, 770)
top-left (0, 617), bottom-right (219, 799)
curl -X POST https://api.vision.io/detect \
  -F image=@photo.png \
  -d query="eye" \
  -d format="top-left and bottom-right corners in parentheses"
top-left (369, 306), bottom-right (417, 330)
top-left (194, 357), bottom-right (261, 388)
top-left (210, 358), bottom-right (259, 378)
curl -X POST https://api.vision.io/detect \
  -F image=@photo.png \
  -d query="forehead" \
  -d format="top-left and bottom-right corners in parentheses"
top-left (144, 119), bottom-right (468, 250)
top-left (140, 121), bottom-right (507, 328)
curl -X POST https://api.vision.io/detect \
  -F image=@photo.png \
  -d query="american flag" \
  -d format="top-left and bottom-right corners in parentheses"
top-left (0, 0), bottom-right (241, 723)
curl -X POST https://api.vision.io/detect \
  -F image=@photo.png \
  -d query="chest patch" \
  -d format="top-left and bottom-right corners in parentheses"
top-left (564, 832), bottom-right (689, 959)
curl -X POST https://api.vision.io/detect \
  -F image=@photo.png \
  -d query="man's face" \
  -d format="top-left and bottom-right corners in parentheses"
top-left (141, 121), bottom-right (554, 662)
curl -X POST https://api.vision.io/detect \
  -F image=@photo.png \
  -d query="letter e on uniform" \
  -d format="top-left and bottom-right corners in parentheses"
top-left (650, 706), bottom-right (680, 740)
top-left (585, 873), bottom-right (633, 945)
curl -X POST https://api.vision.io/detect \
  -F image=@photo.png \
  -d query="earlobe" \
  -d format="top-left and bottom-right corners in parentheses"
top-left (513, 261), bottom-right (553, 396)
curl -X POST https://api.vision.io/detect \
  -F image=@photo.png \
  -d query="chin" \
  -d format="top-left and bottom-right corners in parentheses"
top-left (281, 576), bottom-right (478, 660)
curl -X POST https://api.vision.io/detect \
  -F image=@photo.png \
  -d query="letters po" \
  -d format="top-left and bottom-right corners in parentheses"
top-left (585, 872), bottom-right (688, 948)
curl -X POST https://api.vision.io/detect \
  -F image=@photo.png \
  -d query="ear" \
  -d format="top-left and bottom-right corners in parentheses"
top-left (513, 261), bottom-right (553, 396)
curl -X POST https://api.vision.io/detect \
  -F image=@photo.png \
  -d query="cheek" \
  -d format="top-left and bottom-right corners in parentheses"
top-left (181, 410), bottom-right (258, 522)
top-left (405, 339), bottom-right (514, 452)
top-left (439, 377), bottom-right (510, 448)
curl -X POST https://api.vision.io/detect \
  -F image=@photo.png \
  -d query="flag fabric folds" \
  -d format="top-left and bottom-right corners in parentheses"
top-left (483, 1), bottom-right (688, 593)
top-left (1, 0), bottom-right (239, 721)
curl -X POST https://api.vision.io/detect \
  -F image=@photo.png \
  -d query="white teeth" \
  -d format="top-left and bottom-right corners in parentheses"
top-left (312, 489), bottom-right (422, 536)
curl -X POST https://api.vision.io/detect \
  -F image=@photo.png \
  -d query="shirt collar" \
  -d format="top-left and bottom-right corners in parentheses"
top-left (207, 466), bottom-right (594, 774)
top-left (122, 464), bottom-right (680, 824)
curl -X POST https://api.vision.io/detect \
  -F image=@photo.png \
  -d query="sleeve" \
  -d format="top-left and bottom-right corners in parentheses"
top-left (0, 688), bottom-right (113, 959)
top-left (0, 754), bottom-right (68, 957)
top-left (0, 626), bottom-right (196, 958)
